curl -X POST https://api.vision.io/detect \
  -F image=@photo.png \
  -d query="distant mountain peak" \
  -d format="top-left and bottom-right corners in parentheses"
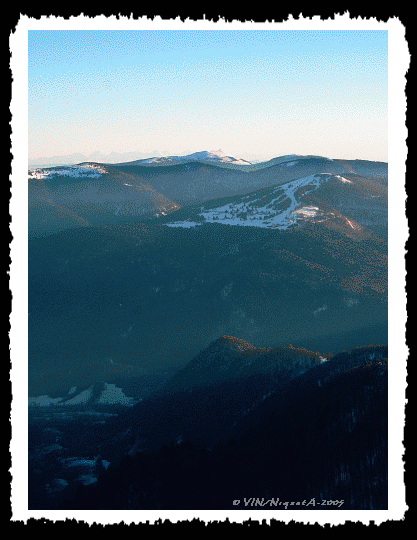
top-left (132, 149), bottom-right (252, 167)
top-left (194, 149), bottom-right (251, 165)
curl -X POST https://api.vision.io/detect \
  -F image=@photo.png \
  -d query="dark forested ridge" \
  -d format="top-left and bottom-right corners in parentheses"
top-left (28, 220), bottom-right (387, 398)
top-left (50, 345), bottom-right (387, 511)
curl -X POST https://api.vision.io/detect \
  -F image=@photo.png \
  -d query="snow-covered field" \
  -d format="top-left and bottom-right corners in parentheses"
top-left (166, 221), bottom-right (203, 229)
top-left (165, 173), bottom-right (351, 230)
top-left (28, 163), bottom-right (107, 180)
top-left (29, 382), bottom-right (137, 407)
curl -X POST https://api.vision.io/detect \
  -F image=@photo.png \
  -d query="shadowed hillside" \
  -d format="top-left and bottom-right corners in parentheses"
top-left (51, 346), bottom-right (387, 510)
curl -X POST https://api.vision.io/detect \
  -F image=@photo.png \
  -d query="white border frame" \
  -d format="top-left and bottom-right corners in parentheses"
top-left (10, 14), bottom-right (408, 524)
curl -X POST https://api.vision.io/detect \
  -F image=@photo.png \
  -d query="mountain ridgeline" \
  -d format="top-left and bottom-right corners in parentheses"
top-left (29, 154), bottom-right (387, 239)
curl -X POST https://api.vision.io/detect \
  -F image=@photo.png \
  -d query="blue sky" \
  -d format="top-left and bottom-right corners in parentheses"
top-left (28, 30), bottom-right (388, 162)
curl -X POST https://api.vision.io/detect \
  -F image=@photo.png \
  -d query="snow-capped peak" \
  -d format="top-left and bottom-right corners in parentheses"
top-left (182, 149), bottom-right (251, 165)
top-left (190, 149), bottom-right (227, 159)
top-left (140, 150), bottom-right (251, 167)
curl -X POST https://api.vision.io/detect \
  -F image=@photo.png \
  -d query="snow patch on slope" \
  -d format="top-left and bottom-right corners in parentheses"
top-left (28, 164), bottom-right (107, 180)
top-left (28, 395), bottom-right (63, 406)
top-left (335, 175), bottom-right (352, 184)
top-left (60, 386), bottom-right (94, 405)
top-left (164, 173), bottom-right (348, 230)
top-left (29, 382), bottom-right (137, 407)
top-left (293, 206), bottom-right (319, 217)
top-left (166, 221), bottom-right (203, 228)
top-left (97, 383), bottom-right (136, 406)
top-left (196, 174), bottom-right (330, 230)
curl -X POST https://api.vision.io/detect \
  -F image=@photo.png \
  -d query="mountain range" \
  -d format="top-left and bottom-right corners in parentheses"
top-left (28, 150), bottom-right (164, 168)
top-left (28, 148), bottom-right (277, 169)
top-left (27, 150), bottom-right (388, 510)
top-left (28, 152), bottom-right (387, 239)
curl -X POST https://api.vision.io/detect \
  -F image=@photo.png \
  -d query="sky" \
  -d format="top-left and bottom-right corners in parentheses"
top-left (28, 30), bottom-right (388, 163)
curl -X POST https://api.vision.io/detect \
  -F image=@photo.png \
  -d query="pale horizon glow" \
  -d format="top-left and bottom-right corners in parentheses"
top-left (28, 30), bottom-right (388, 164)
